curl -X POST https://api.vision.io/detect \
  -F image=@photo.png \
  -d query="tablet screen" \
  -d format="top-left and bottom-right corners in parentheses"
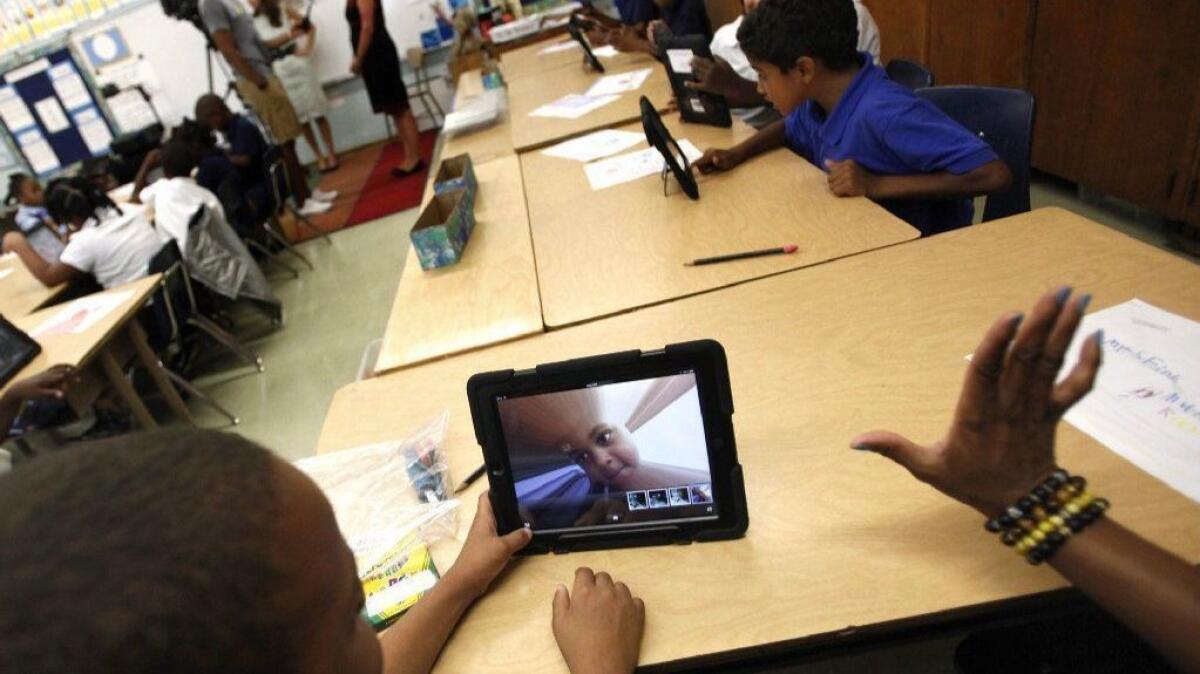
top-left (497, 371), bottom-right (717, 532)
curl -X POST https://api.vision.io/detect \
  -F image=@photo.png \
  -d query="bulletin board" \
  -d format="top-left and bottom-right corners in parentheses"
top-left (0, 47), bottom-right (114, 178)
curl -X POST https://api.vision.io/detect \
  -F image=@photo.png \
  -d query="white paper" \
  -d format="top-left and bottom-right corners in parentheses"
top-left (1053, 299), bottom-right (1200, 503)
top-left (0, 268), bottom-right (14, 281)
top-left (74, 107), bottom-right (112, 154)
top-left (49, 64), bottom-right (91, 111)
top-left (31, 289), bottom-right (135, 337)
top-left (106, 89), bottom-right (158, 133)
top-left (538, 40), bottom-right (579, 55)
top-left (0, 86), bottom-right (35, 131)
top-left (16, 129), bottom-right (59, 174)
top-left (666, 48), bottom-right (694, 74)
top-left (529, 93), bottom-right (619, 119)
top-left (585, 67), bottom-right (652, 97)
top-left (33, 97), bottom-right (69, 133)
top-left (541, 128), bottom-right (645, 163)
top-left (592, 45), bottom-right (619, 59)
top-left (442, 89), bottom-right (502, 134)
top-left (584, 139), bottom-right (703, 190)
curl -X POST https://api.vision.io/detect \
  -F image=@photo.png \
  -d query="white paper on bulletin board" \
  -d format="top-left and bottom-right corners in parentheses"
top-left (33, 97), bottom-right (70, 133)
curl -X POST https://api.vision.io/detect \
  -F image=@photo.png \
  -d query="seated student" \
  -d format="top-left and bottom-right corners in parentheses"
top-left (139, 141), bottom-right (226, 249)
top-left (686, 0), bottom-right (880, 129)
top-left (194, 95), bottom-right (336, 229)
top-left (0, 430), bottom-right (645, 674)
top-left (610, 0), bottom-right (710, 55)
top-left (695, 0), bottom-right (1011, 236)
top-left (129, 120), bottom-right (230, 206)
top-left (3, 174), bottom-right (66, 261)
top-left (852, 287), bottom-right (1200, 672)
top-left (579, 0), bottom-right (657, 44)
top-left (2, 177), bottom-right (162, 290)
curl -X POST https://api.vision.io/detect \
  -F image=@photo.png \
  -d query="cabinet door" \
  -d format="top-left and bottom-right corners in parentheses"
top-left (1079, 0), bottom-right (1200, 214)
top-left (1028, 0), bottom-right (1104, 182)
top-left (861, 0), bottom-right (931, 65)
top-left (928, 0), bottom-right (1033, 88)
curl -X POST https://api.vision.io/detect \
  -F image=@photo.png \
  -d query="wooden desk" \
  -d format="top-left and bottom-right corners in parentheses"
top-left (374, 155), bottom-right (542, 374)
top-left (0, 254), bottom-right (66, 317)
top-left (315, 208), bottom-right (1200, 672)
top-left (3, 275), bottom-right (193, 429)
top-left (440, 70), bottom-right (515, 165)
top-left (507, 60), bottom-right (673, 151)
top-left (521, 113), bottom-right (920, 328)
top-left (500, 37), bottom-right (653, 81)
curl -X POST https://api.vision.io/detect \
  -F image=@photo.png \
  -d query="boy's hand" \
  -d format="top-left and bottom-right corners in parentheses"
top-left (4, 365), bottom-right (73, 404)
top-left (695, 147), bottom-right (744, 174)
top-left (685, 56), bottom-right (737, 97)
top-left (443, 491), bottom-right (532, 598)
top-left (825, 158), bottom-right (874, 197)
top-left (851, 289), bottom-right (1100, 516)
top-left (552, 567), bottom-right (644, 674)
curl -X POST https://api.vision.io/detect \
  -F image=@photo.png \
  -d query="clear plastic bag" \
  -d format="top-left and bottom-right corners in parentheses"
top-left (295, 411), bottom-right (460, 576)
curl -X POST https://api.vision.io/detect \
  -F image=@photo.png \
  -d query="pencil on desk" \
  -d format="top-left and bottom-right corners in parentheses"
top-left (684, 245), bottom-right (799, 267)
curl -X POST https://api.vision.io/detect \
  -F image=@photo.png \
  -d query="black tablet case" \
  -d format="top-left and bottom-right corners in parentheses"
top-left (0, 315), bottom-right (41, 388)
top-left (661, 35), bottom-right (733, 128)
top-left (640, 96), bottom-right (700, 200)
top-left (467, 340), bottom-right (748, 554)
top-left (567, 15), bottom-right (606, 73)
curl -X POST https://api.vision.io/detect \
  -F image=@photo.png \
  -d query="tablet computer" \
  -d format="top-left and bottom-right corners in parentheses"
top-left (0, 315), bottom-right (41, 388)
top-left (661, 35), bottom-right (732, 128)
top-left (640, 96), bottom-right (700, 200)
top-left (567, 15), bottom-right (605, 73)
top-left (467, 340), bottom-right (747, 554)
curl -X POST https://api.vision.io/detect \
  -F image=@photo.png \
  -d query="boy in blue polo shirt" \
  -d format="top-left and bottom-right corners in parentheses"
top-left (695, 0), bottom-right (1011, 235)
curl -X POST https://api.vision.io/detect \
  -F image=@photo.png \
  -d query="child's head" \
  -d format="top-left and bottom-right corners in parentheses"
top-left (737, 0), bottom-right (859, 114)
top-left (194, 94), bottom-right (234, 133)
top-left (0, 430), bottom-right (384, 674)
top-left (160, 141), bottom-right (199, 179)
top-left (44, 176), bottom-right (120, 228)
top-left (5, 173), bottom-right (44, 207)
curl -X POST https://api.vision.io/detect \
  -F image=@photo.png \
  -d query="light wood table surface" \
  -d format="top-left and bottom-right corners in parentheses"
top-left (439, 70), bottom-right (515, 166)
top-left (507, 59), bottom-right (673, 151)
top-left (315, 207), bottom-right (1200, 672)
top-left (500, 36), bottom-right (653, 81)
top-left (374, 155), bottom-right (542, 374)
top-left (2, 275), bottom-right (193, 428)
top-left (522, 112), bottom-right (920, 328)
top-left (0, 253), bottom-right (66, 317)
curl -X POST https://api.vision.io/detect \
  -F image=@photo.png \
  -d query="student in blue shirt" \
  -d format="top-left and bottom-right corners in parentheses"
top-left (695, 0), bottom-right (1011, 236)
top-left (610, 0), bottom-right (710, 55)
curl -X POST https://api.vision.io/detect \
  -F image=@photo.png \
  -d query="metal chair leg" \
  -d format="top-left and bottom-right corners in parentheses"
top-left (247, 238), bottom-right (300, 278)
top-left (187, 315), bottom-right (265, 372)
top-left (163, 368), bottom-right (239, 426)
top-left (264, 221), bottom-right (314, 270)
top-left (287, 204), bottom-right (332, 244)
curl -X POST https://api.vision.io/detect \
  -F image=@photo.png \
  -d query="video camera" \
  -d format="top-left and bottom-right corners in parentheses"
top-left (160, 0), bottom-right (208, 35)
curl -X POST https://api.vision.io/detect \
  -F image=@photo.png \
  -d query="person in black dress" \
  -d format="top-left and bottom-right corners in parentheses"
top-left (347, 0), bottom-right (423, 176)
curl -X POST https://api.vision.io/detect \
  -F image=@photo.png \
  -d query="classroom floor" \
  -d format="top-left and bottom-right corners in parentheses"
top-left (165, 175), bottom-right (1191, 671)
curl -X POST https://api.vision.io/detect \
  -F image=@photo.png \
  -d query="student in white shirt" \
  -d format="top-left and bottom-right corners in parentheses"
top-left (686, 0), bottom-right (880, 128)
top-left (3, 174), bottom-right (66, 261)
top-left (2, 177), bottom-right (162, 290)
top-left (139, 141), bottom-right (226, 251)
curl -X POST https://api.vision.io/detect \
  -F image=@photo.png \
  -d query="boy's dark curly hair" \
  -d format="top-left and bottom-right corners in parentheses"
top-left (737, 0), bottom-right (859, 71)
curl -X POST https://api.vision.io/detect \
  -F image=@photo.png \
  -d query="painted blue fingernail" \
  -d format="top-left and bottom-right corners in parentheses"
top-left (1077, 294), bottom-right (1092, 314)
top-left (1055, 286), bottom-right (1072, 307)
top-left (851, 442), bottom-right (872, 451)
top-left (1092, 329), bottom-right (1104, 346)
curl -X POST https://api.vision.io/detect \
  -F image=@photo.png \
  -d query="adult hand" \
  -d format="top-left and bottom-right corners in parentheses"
top-left (442, 491), bottom-right (532, 598)
top-left (350, 57), bottom-right (363, 75)
top-left (685, 55), bottom-right (738, 97)
top-left (4, 365), bottom-right (73, 404)
top-left (694, 147), bottom-right (744, 174)
top-left (851, 288), bottom-right (1101, 516)
top-left (824, 158), bottom-right (874, 197)
top-left (552, 567), bottom-right (644, 674)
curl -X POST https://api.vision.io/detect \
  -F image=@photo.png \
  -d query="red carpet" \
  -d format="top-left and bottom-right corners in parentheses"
top-left (345, 131), bottom-right (437, 227)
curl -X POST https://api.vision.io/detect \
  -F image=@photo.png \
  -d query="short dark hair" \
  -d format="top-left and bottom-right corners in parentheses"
top-left (738, 0), bottom-right (859, 71)
top-left (0, 430), bottom-right (295, 674)
top-left (4, 172), bottom-right (31, 206)
top-left (160, 140), bottom-right (198, 178)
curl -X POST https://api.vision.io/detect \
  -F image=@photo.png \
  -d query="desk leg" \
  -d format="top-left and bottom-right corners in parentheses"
top-left (126, 321), bottom-right (196, 426)
top-left (98, 349), bottom-right (157, 429)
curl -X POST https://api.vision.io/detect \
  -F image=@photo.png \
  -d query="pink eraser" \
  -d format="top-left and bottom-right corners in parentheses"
top-left (783, 244), bottom-right (799, 254)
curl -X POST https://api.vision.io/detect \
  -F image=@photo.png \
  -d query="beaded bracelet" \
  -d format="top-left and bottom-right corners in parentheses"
top-left (984, 469), bottom-right (1109, 565)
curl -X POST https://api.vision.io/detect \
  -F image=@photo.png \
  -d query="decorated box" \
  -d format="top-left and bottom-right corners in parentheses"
top-left (432, 154), bottom-right (478, 203)
top-left (411, 190), bottom-right (476, 270)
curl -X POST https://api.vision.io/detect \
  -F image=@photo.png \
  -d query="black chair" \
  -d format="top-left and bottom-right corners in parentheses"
top-left (886, 59), bottom-right (934, 89)
top-left (916, 86), bottom-right (1036, 223)
top-left (242, 145), bottom-right (332, 278)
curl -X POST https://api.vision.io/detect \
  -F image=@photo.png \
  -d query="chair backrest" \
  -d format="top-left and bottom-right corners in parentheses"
top-left (886, 59), bottom-right (934, 90)
top-left (407, 47), bottom-right (426, 69)
top-left (262, 144), bottom-right (289, 216)
top-left (147, 238), bottom-right (189, 347)
top-left (916, 85), bottom-right (1036, 223)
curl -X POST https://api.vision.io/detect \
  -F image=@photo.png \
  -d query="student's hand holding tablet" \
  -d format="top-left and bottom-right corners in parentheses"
top-left (553, 567), bottom-right (645, 674)
top-left (442, 491), bottom-right (533, 598)
top-left (685, 55), bottom-right (738, 98)
top-left (850, 287), bottom-right (1100, 516)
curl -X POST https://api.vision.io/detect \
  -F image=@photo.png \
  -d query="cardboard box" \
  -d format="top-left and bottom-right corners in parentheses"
top-left (411, 191), bottom-right (476, 270)
top-left (432, 154), bottom-right (478, 203)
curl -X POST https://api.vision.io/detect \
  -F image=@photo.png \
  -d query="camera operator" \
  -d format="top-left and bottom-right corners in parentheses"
top-left (198, 0), bottom-right (331, 216)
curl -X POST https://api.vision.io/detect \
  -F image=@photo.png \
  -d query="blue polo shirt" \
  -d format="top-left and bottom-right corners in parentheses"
top-left (613, 0), bottom-right (657, 26)
top-left (659, 0), bottom-right (710, 39)
top-left (784, 53), bottom-right (999, 235)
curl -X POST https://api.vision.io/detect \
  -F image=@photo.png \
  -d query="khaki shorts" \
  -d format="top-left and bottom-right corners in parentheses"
top-left (236, 75), bottom-right (302, 143)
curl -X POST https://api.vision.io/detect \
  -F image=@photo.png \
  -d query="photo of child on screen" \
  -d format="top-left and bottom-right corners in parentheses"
top-left (500, 373), bottom-right (713, 529)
